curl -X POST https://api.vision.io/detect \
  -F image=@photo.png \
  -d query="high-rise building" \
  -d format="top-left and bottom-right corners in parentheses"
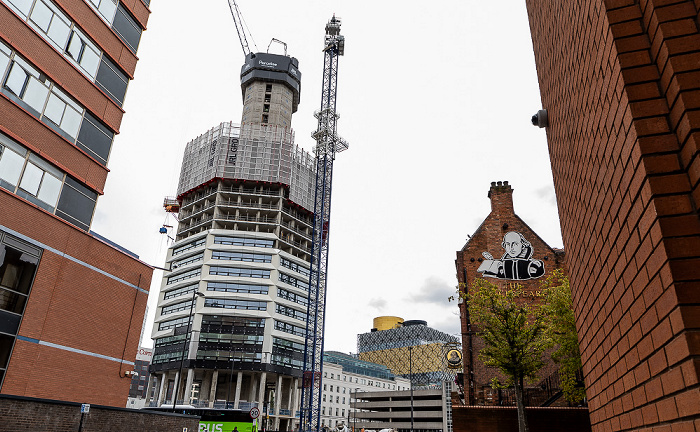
top-left (357, 317), bottom-right (461, 388)
top-left (0, 0), bottom-right (151, 406)
top-left (525, 1), bottom-right (700, 431)
top-left (146, 52), bottom-right (313, 432)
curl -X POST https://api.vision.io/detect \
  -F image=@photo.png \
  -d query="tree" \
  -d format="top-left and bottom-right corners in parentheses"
top-left (466, 279), bottom-right (548, 432)
top-left (539, 270), bottom-right (586, 404)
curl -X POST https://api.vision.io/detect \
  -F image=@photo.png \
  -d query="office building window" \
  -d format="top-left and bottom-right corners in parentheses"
top-left (0, 41), bottom-right (116, 166)
top-left (0, 132), bottom-right (97, 229)
top-left (214, 236), bottom-right (273, 248)
top-left (278, 272), bottom-right (308, 290)
top-left (211, 251), bottom-right (271, 263)
top-left (112, 4), bottom-right (141, 52)
top-left (84, 0), bottom-right (118, 24)
top-left (3, 0), bottom-right (130, 107)
top-left (0, 230), bottom-right (41, 390)
top-left (209, 266), bottom-right (270, 279)
top-left (275, 304), bottom-right (306, 321)
top-left (152, 281), bottom-right (187, 304)
top-left (166, 268), bottom-right (201, 285)
top-left (172, 237), bottom-right (206, 256)
top-left (204, 298), bottom-right (266, 311)
top-left (280, 257), bottom-right (310, 277)
top-left (207, 282), bottom-right (268, 295)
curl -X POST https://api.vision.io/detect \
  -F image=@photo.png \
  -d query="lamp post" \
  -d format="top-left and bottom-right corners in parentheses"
top-left (227, 321), bottom-right (236, 409)
top-left (172, 290), bottom-right (204, 412)
top-left (227, 356), bottom-right (235, 409)
top-left (408, 346), bottom-right (414, 432)
top-left (352, 387), bottom-right (359, 432)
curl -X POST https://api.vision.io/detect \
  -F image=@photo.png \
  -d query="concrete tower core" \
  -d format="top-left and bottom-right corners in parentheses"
top-left (147, 52), bottom-right (314, 431)
top-left (240, 52), bottom-right (301, 128)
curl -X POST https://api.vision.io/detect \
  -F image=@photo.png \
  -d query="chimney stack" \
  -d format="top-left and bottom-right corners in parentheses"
top-left (488, 181), bottom-right (514, 214)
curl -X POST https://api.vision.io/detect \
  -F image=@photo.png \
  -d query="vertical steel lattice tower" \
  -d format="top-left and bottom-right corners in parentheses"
top-left (299, 15), bottom-right (348, 432)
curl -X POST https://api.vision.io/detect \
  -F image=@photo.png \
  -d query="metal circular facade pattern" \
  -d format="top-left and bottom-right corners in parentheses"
top-left (249, 407), bottom-right (260, 419)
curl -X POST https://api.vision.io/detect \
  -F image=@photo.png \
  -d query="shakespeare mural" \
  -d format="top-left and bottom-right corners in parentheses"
top-left (477, 231), bottom-right (545, 280)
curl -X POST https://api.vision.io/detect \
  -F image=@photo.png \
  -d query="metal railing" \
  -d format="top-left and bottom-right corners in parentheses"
top-left (280, 221), bottom-right (311, 239)
top-left (220, 186), bottom-right (282, 197)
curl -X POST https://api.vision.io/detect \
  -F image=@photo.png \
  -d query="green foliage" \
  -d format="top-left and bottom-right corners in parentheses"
top-left (467, 279), bottom-right (548, 388)
top-left (539, 270), bottom-right (586, 403)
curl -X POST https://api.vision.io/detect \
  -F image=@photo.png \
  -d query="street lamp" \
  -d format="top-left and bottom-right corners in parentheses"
top-left (227, 321), bottom-right (236, 409)
top-left (352, 388), bottom-right (359, 432)
top-left (227, 356), bottom-right (235, 409)
top-left (408, 346), bottom-right (414, 432)
top-left (172, 290), bottom-right (204, 412)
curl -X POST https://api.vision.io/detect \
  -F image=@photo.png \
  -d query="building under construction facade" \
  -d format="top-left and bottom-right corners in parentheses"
top-left (145, 52), bottom-right (314, 432)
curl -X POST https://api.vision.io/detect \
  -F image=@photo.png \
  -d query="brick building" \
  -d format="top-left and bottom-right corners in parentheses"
top-left (0, 0), bottom-right (151, 406)
top-left (525, 1), bottom-right (700, 431)
top-left (455, 181), bottom-right (565, 405)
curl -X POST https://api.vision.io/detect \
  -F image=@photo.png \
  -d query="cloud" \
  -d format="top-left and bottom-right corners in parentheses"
top-left (431, 312), bottom-right (462, 338)
top-left (368, 297), bottom-right (387, 310)
top-left (535, 185), bottom-right (557, 205)
top-left (409, 276), bottom-right (456, 306)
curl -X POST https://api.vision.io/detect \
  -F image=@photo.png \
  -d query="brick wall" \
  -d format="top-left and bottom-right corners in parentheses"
top-left (452, 406), bottom-right (591, 432)
top-left (525, 0), bottom-right (700, 430)
top-left (0, 191), bottom-right (152, 406)
top-left (0, 394), bottom-right (199, 432)
top-left (455, 182), bottom-right (566, 405)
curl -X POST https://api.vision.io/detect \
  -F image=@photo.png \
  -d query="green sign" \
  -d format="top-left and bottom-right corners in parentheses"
top-left (198, 421), bottom-right (257, 432)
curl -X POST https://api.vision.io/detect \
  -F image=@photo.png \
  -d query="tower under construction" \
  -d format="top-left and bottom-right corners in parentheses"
top-left (146, 52), bottom-right (314, 432)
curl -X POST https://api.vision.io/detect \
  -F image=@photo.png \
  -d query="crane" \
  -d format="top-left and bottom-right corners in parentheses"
top-left (227, 0), bottom-right (257, 56)
top-left (299, 15), bottom-right (348, 432)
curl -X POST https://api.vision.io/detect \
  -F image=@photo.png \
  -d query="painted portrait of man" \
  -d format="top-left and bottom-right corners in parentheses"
top-left (477, 231), bottom-right (545, 280)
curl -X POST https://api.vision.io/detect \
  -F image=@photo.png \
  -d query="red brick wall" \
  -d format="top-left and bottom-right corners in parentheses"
top-left (456, 182), bottom-right (566, 405)
top-left (453, 406), bottom-right (591, 432)
top-left (525, 0), bottom-right (700, 430)
top-left (0, 394), bottom-right (199, 432)
top-left (0, 190), bottom-right (152, 406)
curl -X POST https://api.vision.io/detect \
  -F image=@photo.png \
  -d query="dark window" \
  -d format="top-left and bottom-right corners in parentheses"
top-left (280, 257), bottom-right (310, 277)
top-left (0, 232), bottom-right (41, 391)
top-left (209, 267), bottom-right (270, 279)
top-left (207, 282), bottom-right (268, 294)
top-left (262, 114), bottom-right (268, 123)
top-left (55, 177), bottom-right (98, 231)
top-left (211, 251), bottom-right (271, 263)
top-left (279, 272), bottom-right (309, 290)
top-left (265, 84), bottom-right (272, 92)
top-left (95, 56), bottom-right (128, 106)
top-left (213, 236), bottom-right (273, 248)
top-left (172, 237), bottom-right (206, 256)
top-left (76, 112), bottom-right (114, 165)
top-left (112, 4), bottom-right (141, 53)
top-left (203, 298), bottom-right (266, 311)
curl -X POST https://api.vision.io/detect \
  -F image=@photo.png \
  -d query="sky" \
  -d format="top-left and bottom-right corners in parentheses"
top-left (90, 0), bottom-right (564, 354)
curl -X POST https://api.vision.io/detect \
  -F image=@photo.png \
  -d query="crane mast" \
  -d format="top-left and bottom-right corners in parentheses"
top-left (299, 15), bottom-right (348, 432)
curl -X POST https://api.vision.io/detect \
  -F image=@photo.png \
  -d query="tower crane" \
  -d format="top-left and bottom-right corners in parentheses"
top-left (227, 0), bottom-right (257, 56)
top-left (299, 15), bottom-right (348, 432)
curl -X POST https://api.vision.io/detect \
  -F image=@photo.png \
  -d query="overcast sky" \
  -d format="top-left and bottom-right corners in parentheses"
top-left (90, 0), bottom-right (563, 354)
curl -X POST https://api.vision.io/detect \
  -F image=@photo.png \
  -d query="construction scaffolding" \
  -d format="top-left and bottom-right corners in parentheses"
top-left (176, 121), bottom-right (315, 210)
